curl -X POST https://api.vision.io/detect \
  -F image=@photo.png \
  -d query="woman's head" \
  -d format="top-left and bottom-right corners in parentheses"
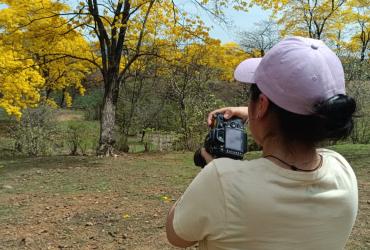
top-left (235, 37), bottom-right (346, 115)
top-left (248, 84), bottom-right (356, 146)
top-left (234, 36), bottom-right (356, 147)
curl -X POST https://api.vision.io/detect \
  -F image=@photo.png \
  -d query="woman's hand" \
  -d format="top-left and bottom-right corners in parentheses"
top-left (207, 107), bottom-right (249, 126)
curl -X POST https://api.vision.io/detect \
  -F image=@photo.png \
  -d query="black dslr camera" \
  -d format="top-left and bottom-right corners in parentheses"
top-left (194, 113), bottom-right (247, 168)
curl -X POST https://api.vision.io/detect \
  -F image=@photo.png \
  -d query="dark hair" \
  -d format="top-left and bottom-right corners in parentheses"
top-left (250, 84), bottom-right (356, 145)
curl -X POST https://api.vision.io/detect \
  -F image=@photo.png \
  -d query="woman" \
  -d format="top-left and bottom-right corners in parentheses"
top-left (166, 37), bottom-right (358, 249)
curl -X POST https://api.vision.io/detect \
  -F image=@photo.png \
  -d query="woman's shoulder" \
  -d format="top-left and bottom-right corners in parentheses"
top-left (318, 148), bottom-right (351, 166)
top-left (317, 147), bottom-right (344, 156)
top-left (211, 157), bottom-right (267, 176)
top-left (318, 148), bottom-right (357, 180)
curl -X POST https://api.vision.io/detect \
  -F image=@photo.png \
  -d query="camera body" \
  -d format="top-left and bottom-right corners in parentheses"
top-left (194, 113), bottom-right (247, 167)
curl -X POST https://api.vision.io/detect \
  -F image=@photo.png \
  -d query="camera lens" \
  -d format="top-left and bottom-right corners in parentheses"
top-left (231, 122), bottom-right (236, 128)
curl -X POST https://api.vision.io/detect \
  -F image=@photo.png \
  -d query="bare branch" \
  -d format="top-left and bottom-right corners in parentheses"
top-left (38, 53), bottom-right (102, 71)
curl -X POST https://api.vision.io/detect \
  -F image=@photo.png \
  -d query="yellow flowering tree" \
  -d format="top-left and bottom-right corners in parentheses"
top-left (0, 0), bottom-right (93, 113)
top-left (0, 44), bottom-right (44, 118)
top-left (250, 0), bottom-right (368, 59)
top-left (347, 0), bottom-right (369, 61)
top-left (261, 0), bottom-right (347, 39)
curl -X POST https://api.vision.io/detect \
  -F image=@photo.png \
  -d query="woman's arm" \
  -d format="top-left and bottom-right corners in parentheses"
top-left (166, 157), bottom-right (225, 247)
top-left (166, 204), bottom-right (197, 247)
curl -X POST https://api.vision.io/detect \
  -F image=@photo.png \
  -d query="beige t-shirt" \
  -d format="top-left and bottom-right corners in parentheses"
top-left (173, 149), bottom-right (358, 250)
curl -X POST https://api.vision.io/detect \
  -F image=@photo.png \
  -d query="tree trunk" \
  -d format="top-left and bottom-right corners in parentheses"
top-left (360, 46), bottom-right (366, 62)
top-left (97, 84), bottom-right (118, 156)
top-left (60, 89), bottom-right (66, 108)
top-left (140, 130), bottom-right (146, 143)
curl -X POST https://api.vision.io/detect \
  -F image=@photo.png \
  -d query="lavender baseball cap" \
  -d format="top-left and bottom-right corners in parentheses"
top-left (234, 36), bottom-right (346, 115)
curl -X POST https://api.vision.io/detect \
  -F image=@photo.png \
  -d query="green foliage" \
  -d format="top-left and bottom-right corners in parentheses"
top-left (0, 109), bottom-right (10, 121)
top-left (177, 93), bottom-right (226, 150)
top-left (115, 73), bottom-right (251, 151)
top-left (116, 77), bottom-right (157, 137)
top-left (6, 109), bottom-right (100, 157)
top-left (343, 59), bottom-right (370, 82)
top-left (72, 89), bottom-right (103, 121)
top-left (10, 105), bottom-right (56, 156)
top-left (62, 120), bottom-right (99, 155)
top-left (345, 62), bottom-right (370, 144)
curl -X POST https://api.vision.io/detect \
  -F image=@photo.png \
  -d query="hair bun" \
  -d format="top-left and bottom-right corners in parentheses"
top-left (314, 94), bottom-right (356, 140)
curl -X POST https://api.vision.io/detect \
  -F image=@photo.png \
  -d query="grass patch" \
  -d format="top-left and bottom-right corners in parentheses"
top-left (0, 205), bottom-right (19, 222)
top-left (0, 109), bottom-right (11, 121)
top-left (328, 144), bottom-right (370, 181)
top-left (55, 120), bottom-right (100, 155)
top-left (0, 156), bottom-right (109, 195)
top-left (329, 143), bottom-right (370, 157)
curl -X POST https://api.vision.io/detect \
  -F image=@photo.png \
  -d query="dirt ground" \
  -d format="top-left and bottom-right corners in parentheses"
top-left (0, 153), bottom-right (197, 250)
top-left (0, 151), bottom-right (369, 250)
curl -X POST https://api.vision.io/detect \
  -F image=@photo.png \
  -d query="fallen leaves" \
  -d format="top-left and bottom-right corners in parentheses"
top-left (160, 195), bottom-right (171, 202)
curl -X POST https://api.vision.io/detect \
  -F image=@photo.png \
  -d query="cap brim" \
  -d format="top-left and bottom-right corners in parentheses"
top-left (234, 58), bottom-right (262, 84)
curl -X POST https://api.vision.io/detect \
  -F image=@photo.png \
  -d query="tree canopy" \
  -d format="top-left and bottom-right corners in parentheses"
top-left (0, 0), bottom-right (93, 117)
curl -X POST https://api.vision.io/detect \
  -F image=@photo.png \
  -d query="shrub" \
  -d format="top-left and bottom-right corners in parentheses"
top-left (346, 80), bottom-right (370, 144)
top-left (65, 121), bottom-right (99, 155)
top-left (11, 105), bottom-right (56, 156)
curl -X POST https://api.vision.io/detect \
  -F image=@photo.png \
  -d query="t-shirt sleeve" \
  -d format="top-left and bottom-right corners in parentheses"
top-left (173, 161), bottom-right (226, 242)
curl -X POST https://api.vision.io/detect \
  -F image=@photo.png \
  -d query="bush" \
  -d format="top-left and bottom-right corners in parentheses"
top-left (116, 134), bottom-right (130, 152)
top-left (346, 80), bottom-right (370, 144)
top-left (65, 121), bottom-right (99, 155)
top-left (11, 105), bottom-right (56, 156)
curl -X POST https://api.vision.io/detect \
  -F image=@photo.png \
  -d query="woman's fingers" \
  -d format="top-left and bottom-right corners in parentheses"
top-left (207, 108), bottom-right (233, 126)
top-left (207, 107), bottom-right (249, 126)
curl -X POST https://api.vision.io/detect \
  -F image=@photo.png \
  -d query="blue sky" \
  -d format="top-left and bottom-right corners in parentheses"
top-left (64, 0), bottom-right (271, 44)
top-left (207, 6), bottom-right (270, 43)
top-left (175, 1), bottom-right (271, 43)
top-left (1, 1), bottom-right (270, 44)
